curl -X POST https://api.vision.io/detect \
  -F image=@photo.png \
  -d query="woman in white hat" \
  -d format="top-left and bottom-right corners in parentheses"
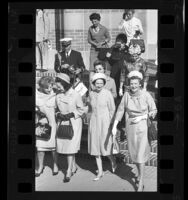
top-left (112, 71), bottom-right (157, 191)
top-left (88, 73), bottom-right (117, 181)
top-left (55, 73), bottom-right (85, 182)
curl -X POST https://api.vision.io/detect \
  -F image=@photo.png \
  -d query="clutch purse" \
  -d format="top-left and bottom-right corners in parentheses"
top-left (57, 120), bottom-right (74, 140)
top-left (36, 120), bottom-right (52, 141)
top-left (147, 117), bottom-right (157, 143)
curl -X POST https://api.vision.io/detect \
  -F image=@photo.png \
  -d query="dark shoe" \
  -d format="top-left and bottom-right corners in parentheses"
top-left (63, 175), bottom-right (71, 183)
top-left (52, 171), bottom-right (59, 176)
top-left (35, 167), bottom-right (44, 177)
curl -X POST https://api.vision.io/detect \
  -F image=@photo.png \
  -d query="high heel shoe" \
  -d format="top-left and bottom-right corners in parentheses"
top-left (52, 171), bottom-right (59, 176)
top-left (112, 163), bottom-right (117, 173)
top-left (137, 183), bottom-right (144, 192)
top-left (63, 171), bottom-right (72, 183)
top-left (35, 167), bottom-right (44, 177)
top-left (63, 175), bottom-right (71, 183)
top-left (93, 172), bottom-right (104, 181)
top-left (52, 166), bottom-right (59, 176)
top-left (71, 167), bottom-right (78, 176)
top-left (134, 176), bottom-right (140, 186)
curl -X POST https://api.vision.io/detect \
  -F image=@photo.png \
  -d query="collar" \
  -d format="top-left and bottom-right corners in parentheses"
top-left (92, 23), bottom-right (102, 30)
top-left (66, 49), bottom-right (72, 56)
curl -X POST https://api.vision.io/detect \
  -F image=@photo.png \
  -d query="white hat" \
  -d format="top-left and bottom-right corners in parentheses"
top-left (56, 73), bottom-right (70, 84)
top-left (91, 73), bottom-right (106, 83)
top-left (59, 38), bottom-right (72, 46)
top-left (127, 70), bottom-right (143, 80)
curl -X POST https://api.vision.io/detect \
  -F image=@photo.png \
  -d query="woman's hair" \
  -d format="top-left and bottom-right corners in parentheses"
top-left (38, 76), bottom-right (54, 89)
top-left (89, 13), bottom-right (101, 21)
top-left (128, 75), bottom-right (144, 88)
top-left (123, 9), bottom-right (135, 19)
top-left (55, 77), bottom-right (72, 92)
top-left (93, 60), bottom-right (106, 71)
top-left (92, 78), bottom-right (106, 86)
top-left (115, 33), bottom-right (127, 44)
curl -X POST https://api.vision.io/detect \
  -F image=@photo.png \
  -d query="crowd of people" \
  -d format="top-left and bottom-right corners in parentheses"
top-left (35, 9), bottom-right (157, 192)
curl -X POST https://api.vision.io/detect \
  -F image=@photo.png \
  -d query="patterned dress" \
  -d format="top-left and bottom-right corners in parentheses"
top-left (115, 89), bottom-right (157, 163)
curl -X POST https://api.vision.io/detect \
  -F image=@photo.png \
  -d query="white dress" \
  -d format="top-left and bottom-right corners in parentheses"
top-left (36, 90), bottom-right (57, 151)
top-left (118, 17), bottom-right (143, 44)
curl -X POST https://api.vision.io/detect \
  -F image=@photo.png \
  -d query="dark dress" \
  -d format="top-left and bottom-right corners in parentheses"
top-left (107, 46), bottom-right (128, 98)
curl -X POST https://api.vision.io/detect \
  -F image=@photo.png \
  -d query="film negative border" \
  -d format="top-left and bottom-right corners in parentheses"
top-left (8, 1), bottom-right (184, 199)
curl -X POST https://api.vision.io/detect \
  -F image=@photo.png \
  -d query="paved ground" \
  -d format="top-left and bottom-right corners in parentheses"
top-left (35, 152), bottom-right (157, 191)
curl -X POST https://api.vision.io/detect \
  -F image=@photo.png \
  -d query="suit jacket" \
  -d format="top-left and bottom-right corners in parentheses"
top-left (54, 49), bottom-right (85, 73)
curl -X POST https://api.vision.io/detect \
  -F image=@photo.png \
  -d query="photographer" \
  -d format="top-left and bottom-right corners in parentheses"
top-left (54, 38), bottom-right (86, 84)
top-left (105, 33), bottom-right (128, 99)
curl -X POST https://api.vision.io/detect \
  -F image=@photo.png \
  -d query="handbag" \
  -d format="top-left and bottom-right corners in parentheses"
top-left (147, 117), bottom-right (157, 143)
top-left (130, 39), bottom-right (145, 53)
top-left (36, 118), bottom-right (52, 141)
top-left (57, 120), bottom-right (74, 140)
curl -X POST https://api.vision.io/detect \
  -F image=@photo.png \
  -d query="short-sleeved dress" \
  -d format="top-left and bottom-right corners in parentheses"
top-left (115, 90), bottom-right (157, 163)
top-left (88, 88), bottom-right (116, 156)
top-left (56, 88), bottom-right (85, 154)
top-left (36, 90), bottom-right (57, 151)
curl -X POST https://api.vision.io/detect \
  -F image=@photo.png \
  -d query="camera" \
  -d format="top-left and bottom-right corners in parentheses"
top-left (113, 43), bottom-right (121, 49)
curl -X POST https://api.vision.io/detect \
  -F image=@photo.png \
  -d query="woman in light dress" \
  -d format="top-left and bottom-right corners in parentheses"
top-left (88, 73), bottom-right (117, 181)
top-left (118, 9), bottom-right (143, 45)
top-left (55, 73), bottom-right (85, 182)
top-left (112, 71), bottom-right (157, 191)
top-left (35, 76), bottom-right (58, 177)
top-left (89, 60), bottom-right (117, 98)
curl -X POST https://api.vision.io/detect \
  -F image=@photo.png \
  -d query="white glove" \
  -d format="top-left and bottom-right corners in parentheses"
top-left (119, 88), bottom-right (123, 97)
top-left (106, 52), bottom-right (111, 58)
top-left (131, 114), bottom-right (147, 124)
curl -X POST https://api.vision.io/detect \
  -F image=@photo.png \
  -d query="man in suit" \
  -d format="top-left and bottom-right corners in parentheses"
top-left (55, 38), bottom-right (85, 76)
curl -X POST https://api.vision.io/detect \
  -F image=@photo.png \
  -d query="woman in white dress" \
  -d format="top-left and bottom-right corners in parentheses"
top-left (88, 73), bottom-right (117, 181)
top-left (118, 9), bottom-right (143, 45)
top-left (35, 76), bottom-right (58, 177)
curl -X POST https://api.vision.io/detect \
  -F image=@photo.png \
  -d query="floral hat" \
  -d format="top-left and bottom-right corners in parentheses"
top-left (128, 43), bottom-right (142, 55)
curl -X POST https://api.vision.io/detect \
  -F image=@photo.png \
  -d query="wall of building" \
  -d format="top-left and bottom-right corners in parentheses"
top-left (42, 9), bottom-right (158, 70)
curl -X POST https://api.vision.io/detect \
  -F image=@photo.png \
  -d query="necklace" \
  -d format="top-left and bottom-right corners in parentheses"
top-left (93, 26), bottom-right (100, 33)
